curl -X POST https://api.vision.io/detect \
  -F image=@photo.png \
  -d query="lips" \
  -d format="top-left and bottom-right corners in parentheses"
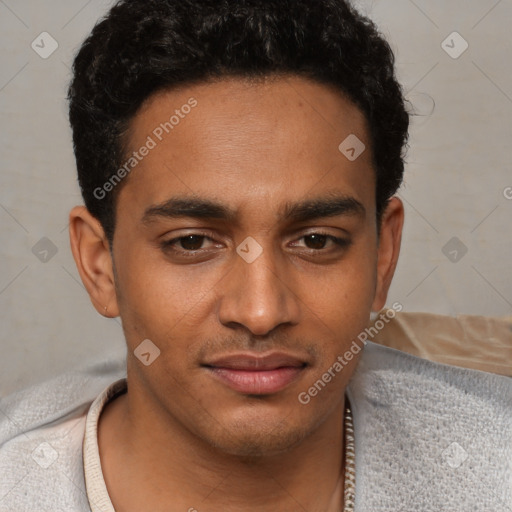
top-left (202, 352), bottom-right (308, 395)
top-left (204, 352), bottom-right (306, 371)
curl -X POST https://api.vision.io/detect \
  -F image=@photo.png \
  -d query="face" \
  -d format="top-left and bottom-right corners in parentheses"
top-left (71, 75), bottom-right (403, 457)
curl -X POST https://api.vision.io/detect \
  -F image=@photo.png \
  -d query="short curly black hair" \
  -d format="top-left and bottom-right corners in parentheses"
top-left (68, 0), bottom-right (409, 245)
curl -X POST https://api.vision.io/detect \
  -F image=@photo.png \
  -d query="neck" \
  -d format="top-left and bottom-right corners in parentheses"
top-left (98, 379), bottom-right (347, 512)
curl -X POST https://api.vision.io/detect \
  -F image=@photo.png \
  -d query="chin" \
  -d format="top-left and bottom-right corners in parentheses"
top-left (205, 418), bottom-right (311, 458)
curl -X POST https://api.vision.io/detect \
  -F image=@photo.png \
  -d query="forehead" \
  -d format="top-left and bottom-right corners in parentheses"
top-left (116, 75), bottom-right (376, 223)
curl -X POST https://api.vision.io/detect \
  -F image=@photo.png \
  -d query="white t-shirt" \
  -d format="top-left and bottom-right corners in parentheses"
top-left (83, 378), bottom-right (127, 512)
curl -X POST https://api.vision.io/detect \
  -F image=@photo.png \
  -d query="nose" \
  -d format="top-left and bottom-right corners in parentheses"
top-left (217, 241), bottom-right (300, 336)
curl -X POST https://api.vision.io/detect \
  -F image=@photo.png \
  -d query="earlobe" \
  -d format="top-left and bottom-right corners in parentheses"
top-left (371, 197), bottom-right (404, 312)
top-left (68, 206), bottom-right (119, 317)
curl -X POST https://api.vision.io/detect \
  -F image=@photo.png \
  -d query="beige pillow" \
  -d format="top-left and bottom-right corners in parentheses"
top-left (369, 310), bottom-right (512, 377)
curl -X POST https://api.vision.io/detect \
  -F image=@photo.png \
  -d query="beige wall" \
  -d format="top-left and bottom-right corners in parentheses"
top-left (1, 0), bottom-right (511, 396)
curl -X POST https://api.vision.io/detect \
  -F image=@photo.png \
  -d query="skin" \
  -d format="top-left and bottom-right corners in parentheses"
top-left (69, 75), bottom-right (403, 512)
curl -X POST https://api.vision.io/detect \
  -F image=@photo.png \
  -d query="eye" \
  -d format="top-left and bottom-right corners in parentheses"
top-left (161, 234), bottom-right (216, 253)
top-left (291, 233), bottom-right (351, 251)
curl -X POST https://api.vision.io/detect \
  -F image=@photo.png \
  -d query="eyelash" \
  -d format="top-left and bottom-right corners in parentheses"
top-left (160, 232), bottom-right (351, 257)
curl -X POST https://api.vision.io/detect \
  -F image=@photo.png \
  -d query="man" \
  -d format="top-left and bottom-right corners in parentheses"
top-left (0, 1), bottom-right (510, 511)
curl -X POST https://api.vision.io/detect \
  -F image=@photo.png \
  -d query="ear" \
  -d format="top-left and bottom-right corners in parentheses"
top-left (371, 196), bottom-right (404, 312)
top-left (69, 206), bottom-right (119, 317)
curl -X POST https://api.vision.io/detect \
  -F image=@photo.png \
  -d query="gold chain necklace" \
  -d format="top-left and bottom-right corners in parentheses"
top-left (342, 399), bottom-right (356, 512)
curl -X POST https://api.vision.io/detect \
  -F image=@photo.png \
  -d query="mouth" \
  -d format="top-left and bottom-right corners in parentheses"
top-left (202, 352), bottom-right (309, 395)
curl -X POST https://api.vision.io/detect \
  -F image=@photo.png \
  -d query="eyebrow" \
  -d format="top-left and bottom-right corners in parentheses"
top-left (142, 194), bottom-right (366, 226)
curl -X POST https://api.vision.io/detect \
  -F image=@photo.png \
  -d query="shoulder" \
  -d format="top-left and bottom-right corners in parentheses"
top-left (351, 340), bottom-right (511, 405)
top-left (348, 341), bottom-right (512, 509)
top-left (0, 357), bottom-right (126, 511)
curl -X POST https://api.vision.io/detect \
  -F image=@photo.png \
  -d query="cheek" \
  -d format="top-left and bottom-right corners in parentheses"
top-left (307, 240), bottom-right (377, 317)
top-left (113, 245), bottom-right (222, 337)
top-left (300, 241), bottom-right (377, 365)
top-left (112, 221), bottom-right (219, 344)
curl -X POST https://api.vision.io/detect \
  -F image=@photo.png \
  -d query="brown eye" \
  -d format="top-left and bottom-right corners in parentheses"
top-left (290, 233), bottom-right (351, 254)
top-left (303, 234), bottom-right (329, 250)
top-left (176, 235), bottom-right (206, 250)
top-left (160, 233), bottom-right (221, 259)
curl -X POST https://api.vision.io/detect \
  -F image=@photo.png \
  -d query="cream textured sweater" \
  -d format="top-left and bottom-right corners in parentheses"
top-left (0, 341), bottom-right (510, 511)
